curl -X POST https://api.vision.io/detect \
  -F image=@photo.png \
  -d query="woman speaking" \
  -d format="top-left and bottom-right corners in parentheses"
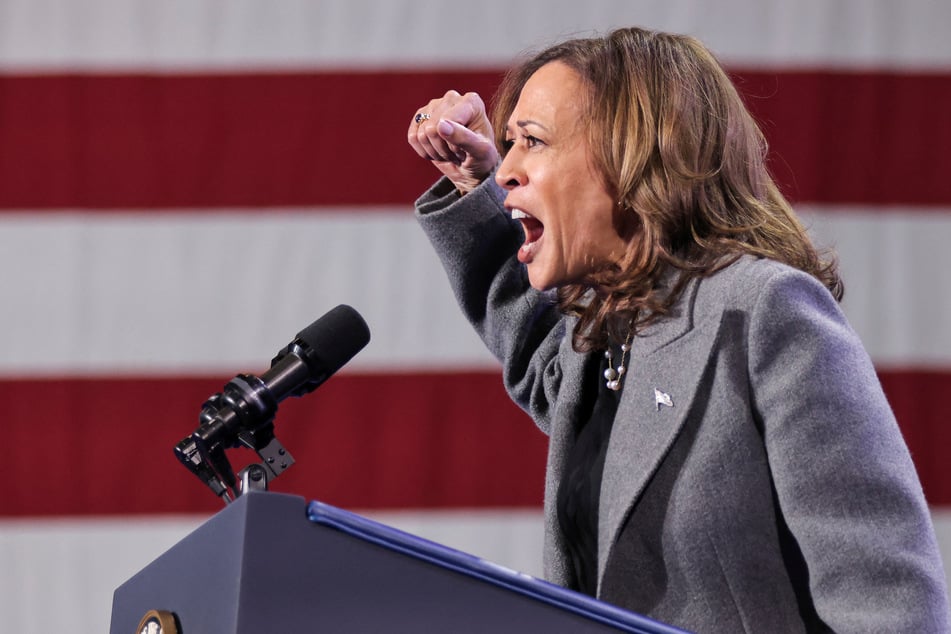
top-left (407, 27), bottom-right (949, 632)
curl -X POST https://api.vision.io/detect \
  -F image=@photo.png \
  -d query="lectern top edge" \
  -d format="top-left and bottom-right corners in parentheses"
top-left (307, 499), bottom-right (689, 634)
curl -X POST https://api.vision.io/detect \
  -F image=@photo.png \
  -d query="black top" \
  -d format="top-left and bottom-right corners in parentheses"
top-left (555, 352), bottom-right (623, 597)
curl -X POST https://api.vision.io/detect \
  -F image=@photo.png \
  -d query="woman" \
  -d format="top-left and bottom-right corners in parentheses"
top-left (407, 27), bottom-right (949, 632)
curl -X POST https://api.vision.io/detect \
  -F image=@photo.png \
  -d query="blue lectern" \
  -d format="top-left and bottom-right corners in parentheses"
top-left (109, 492), bottom-right (687, 633)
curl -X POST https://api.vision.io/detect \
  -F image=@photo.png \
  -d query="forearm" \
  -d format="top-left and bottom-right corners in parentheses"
top-left (415, 176), bottom-right (566, 430)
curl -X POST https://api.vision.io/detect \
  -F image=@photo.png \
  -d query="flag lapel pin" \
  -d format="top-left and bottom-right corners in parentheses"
top-left (654, 388), bottom-right (673, 410)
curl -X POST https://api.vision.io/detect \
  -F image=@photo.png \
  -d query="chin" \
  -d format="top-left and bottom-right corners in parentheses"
top-left (526, 271), bottom-right (548, 291)
top-left (526, 270), bottom-right (559, 292)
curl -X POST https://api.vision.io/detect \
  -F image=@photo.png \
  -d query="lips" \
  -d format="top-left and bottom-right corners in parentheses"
top-left (510, 208), bottom-right (544, 263)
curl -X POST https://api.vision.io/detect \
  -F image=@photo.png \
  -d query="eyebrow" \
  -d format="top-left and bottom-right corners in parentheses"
top-left (515, 119), bottom-right (550, 132)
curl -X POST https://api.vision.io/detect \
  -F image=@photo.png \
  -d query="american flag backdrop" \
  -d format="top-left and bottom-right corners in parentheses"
top-left (1, 1), bottom-right (950, 631)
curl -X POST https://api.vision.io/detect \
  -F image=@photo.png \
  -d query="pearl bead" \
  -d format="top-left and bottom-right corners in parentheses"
top-left (604, 327), bottom-right (634, 391)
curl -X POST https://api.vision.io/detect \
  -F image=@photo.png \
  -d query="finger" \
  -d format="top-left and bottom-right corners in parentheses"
top-left (436, 121), bottom-right (468, 164)
top-left (412, 117), bottom-right (459, 163)
top-left (436, 119), bottom-right (497, 165)
top-left (407, 95), bottom-right (450, 157)
top-left (440, 92), bottom-right (486, 129)
top-left (407, 91), bottom-right (486, 163)
top-left (407, 111), bottom-right (438, 158)
top-left (417, 126), bottom-right (456, 162)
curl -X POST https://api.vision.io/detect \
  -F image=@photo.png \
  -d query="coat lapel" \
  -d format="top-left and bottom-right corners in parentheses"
top-left (596, 279), bottom-right (723, 579)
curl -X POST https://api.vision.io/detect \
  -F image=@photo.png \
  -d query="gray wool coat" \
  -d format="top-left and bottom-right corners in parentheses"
top-left (416, 176), bottom-right (950, 633)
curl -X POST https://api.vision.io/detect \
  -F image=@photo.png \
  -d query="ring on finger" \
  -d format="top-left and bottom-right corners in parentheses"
top-left (415, 113), bottom-right (431, 124)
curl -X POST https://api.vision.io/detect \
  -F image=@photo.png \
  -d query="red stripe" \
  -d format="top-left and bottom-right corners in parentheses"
top-left (0, 72), bottom-right (501, 210)
top-left (1, 372), bottom-right (547, 517)
top-left (879, 370), bottom-right (951, 506)
top-left (1, 369), bottom-right (947, 517)
top-left (734, 70), bottom-right (951, 207)
top-left (0, 70), bottom-right (948, 210)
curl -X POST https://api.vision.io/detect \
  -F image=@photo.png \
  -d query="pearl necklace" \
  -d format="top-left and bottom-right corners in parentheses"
top-left (603, 330), bottom-right (633, 391)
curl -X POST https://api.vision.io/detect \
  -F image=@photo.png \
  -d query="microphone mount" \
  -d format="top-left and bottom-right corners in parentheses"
top-left (173, 305), bottom-right (370, 504)
top-left (174, 372), bottom-right (297, 504)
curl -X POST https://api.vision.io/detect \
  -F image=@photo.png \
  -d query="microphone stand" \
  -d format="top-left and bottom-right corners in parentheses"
top-left (170, 304), bottom-right (371, 504)
top-left (174, 376), bottom-right (297, 505)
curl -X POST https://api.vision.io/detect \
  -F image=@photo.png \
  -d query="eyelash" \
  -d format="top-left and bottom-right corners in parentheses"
top-left (502, 134), bottom-right (542, 153)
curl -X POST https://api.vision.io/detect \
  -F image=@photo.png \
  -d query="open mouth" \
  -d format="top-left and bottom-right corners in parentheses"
top-left (511, 209), bottom-right (544, 262)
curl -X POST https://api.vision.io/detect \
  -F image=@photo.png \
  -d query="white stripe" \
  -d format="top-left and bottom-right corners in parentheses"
top-left (4, 508), bottom-right (951, 634)
top-left (799, 206), bottom-right (951, 370)
top-left (1, 207), bottom-right (950, 375)
top-left (0, 0), bottom-right (949, 72)
top-left (0, 209), bottom-right (498, 376)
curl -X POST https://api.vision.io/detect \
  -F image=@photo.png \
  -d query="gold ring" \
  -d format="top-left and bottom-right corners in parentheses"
top-left (415, 113), bottom-right (431, 124)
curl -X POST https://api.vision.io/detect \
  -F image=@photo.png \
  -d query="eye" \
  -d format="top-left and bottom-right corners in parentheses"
top-left (500, 133), bottom-right (545, 155)
top-left (523, 134), bottom-right (543, 148)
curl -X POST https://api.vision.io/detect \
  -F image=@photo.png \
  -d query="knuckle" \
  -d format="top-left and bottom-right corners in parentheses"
top-left (463, 92), bottom-right (484, 106)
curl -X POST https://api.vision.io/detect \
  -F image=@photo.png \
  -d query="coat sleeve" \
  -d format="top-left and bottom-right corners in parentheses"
top-left (746, 265), bottom-right (950, 632)
top-left (414, 176), bottom-right (568, 432)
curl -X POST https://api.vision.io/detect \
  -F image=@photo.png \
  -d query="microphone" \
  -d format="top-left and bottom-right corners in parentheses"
top-left (175, 304), bottom-right (370, 501)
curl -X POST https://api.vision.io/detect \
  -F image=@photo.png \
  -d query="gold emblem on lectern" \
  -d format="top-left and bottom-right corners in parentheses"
top-left (136, 609), bottom-right (179, 634)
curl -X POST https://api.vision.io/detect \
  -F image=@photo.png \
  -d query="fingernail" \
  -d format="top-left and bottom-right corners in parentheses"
top-left (437, 119), bottom-right (454, 136)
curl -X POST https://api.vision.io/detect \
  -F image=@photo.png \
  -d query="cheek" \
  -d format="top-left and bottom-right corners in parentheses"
top-left (559, 156), bottom-right (614, 217)
top-left (551, 169), bottom-right (608, 214)
top-left (575, 188), bottom-right (618, 237)
top-left (541, 153), bottom-right (616, 244)
top-left (572, 195), bottom-right (625, 265)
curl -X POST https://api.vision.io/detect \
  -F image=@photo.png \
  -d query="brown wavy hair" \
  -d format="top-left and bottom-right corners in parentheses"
top-left (490, 27), bottom-right (842, 351)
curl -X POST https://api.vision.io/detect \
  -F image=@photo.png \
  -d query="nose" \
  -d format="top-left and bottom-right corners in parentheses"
top-left (494, 149), bottom-right (524, 191)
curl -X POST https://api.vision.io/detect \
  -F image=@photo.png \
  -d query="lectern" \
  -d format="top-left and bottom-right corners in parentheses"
top-left (110, 492), bottom-right (687, 633)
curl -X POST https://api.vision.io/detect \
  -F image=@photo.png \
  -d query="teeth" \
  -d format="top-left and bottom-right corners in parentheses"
top-left (511, 209), bottom-right (530, 220)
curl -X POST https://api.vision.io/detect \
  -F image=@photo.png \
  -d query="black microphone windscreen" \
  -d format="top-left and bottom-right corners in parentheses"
top-left (297, 304), bottom-right (371, 373)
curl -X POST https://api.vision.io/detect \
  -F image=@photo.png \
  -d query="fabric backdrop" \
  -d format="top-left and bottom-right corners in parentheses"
top-left (1, 1), bottom-right (949, 632)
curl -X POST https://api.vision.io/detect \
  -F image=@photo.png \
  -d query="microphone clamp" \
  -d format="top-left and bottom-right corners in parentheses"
top-left (173, 305), bottom-right (370, 503)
